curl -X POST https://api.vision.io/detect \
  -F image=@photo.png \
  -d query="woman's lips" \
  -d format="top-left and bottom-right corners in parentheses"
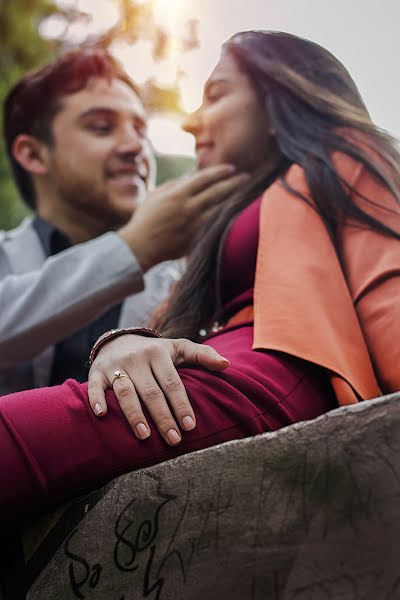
top-left (196, 143), bottom-right (214, 168)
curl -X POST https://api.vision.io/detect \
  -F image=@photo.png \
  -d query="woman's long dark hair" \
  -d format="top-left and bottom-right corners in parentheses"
top-left (155, 30), bottom-right (400, 340)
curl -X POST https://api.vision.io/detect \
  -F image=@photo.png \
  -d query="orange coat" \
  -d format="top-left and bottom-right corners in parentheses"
top-left (250, 154), bottom-right (400, 406)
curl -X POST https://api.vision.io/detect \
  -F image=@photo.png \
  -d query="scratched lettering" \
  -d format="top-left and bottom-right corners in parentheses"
top-left (64, 528), bottom-right (102, 599)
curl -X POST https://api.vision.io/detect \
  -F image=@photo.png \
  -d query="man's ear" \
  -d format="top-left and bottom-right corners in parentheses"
top-left (12, 134), bottom-right (50, 175)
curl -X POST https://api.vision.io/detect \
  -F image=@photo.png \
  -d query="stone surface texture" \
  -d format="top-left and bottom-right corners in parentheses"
top-left (23, 393), bottom-right (400, 600)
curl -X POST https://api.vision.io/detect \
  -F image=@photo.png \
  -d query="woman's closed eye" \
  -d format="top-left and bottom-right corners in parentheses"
top-left (206, 90), bottom-right (224, 103)
top-left (204, 81), bottom-right (228, 104)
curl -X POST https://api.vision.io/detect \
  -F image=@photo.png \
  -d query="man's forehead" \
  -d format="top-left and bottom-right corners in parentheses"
top-left (60, 76), bottom-right (147, 119)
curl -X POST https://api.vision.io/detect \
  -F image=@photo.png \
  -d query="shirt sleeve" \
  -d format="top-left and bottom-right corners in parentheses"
top-left (0, 232), bottom-right (144, 368)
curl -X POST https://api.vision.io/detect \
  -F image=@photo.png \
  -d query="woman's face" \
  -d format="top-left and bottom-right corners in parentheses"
top-left (183, 51), bottom-right (278, 172)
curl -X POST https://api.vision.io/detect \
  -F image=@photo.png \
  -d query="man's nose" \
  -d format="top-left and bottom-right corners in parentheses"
top-left (116, 125), bottom-right (145, 155)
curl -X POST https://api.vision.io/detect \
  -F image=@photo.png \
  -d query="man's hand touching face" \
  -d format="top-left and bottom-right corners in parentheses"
top-left (119, 164), bottom-right (251, 271)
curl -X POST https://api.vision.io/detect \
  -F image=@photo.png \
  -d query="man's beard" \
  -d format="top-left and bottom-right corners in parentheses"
top-left (56, 177), bottom-right (146, 231)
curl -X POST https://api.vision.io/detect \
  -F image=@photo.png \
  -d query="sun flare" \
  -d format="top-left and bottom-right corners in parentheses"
top-left (152, 0), bottom-right (184, 30)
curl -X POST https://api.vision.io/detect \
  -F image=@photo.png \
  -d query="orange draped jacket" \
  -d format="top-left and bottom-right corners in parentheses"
top-left (232, 152), bottom-right (400, 406)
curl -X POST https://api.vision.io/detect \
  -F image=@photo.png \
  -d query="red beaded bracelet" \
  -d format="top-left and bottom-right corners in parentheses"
top-left (88, 327), bottom-right (162, 367)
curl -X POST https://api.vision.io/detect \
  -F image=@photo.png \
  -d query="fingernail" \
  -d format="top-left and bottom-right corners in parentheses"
top-left (215, 354), bottom-right (230, 366)
top-left (218, 355), bottom-right (229, 363)
top-left (224, 164), bottom-right (236, 172)
top-left (167, 429), bottom-right (181, 445)
top-left (182, 415), bottom-right (195, 431)
top-left (94, 403), bottom-right (103, 416)
top-left (136, 423), bottom-right (150, 440)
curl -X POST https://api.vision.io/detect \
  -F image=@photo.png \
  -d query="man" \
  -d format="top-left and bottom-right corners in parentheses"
top-left (0, 48), bottom-right (245, 394)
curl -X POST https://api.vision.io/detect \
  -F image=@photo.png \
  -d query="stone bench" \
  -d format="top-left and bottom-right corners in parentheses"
top-left (6, 393), bottom-right (400, 599)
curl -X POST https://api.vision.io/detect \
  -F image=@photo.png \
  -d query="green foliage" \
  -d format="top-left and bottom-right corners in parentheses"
top-left (0, 0), bottom-right (62, 230)
top-left (156, 153), bottom-right (195, 185)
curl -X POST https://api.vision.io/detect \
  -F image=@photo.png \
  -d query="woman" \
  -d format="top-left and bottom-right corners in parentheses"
top-left (1, 31), bottom-right (400, 522)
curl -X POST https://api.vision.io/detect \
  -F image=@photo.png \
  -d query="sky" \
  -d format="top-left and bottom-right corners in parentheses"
top-left (46, 0), bottom-right (400, 155)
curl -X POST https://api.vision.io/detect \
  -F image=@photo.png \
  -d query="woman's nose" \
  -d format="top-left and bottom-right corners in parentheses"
top-left (182, 108), bottom-right (202, 135)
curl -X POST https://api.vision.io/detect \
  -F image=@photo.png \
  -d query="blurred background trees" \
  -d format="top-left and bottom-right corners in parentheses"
top-left (0, 0), bottom-right (195, 230)
top-left (0, 0), bottom-right (60, 228)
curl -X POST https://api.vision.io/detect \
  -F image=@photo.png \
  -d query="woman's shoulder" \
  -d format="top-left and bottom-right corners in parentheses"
top-left (286, 128), bottom-right (397, 196)
top-left (271, 136), bottom-right (367, 194)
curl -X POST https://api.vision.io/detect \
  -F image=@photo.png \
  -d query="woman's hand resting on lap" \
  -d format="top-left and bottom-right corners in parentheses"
top-left (88, 335), bottom-right (230, 445)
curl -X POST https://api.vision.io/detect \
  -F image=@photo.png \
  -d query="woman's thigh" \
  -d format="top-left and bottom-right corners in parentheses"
top-left (182, 325), bottom-right (336, 439)
top-left (0, 326), bottom-right (335, 520)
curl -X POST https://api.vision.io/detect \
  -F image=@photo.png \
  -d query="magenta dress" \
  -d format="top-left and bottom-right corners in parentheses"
top-left (0, 198), bottom-right (336, 521)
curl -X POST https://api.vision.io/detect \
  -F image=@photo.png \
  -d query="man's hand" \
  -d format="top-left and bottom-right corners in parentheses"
top-left (118, 164), bottom-right (249, 272)
top-left (88, 334), bottom-right (230, 445)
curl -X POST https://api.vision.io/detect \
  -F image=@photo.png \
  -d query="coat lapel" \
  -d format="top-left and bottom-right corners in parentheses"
top-left (253, 165), bottom-right (381, 405)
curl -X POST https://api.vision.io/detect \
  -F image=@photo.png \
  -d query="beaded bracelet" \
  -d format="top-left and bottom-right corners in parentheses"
top-left (88, 327), bottom-right (162, 367)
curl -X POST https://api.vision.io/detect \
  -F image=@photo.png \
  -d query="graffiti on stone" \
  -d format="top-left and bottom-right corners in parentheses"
top-left (61, 471), bottom-right (235, 599)
top-left (64, 528), bottom-right (102, 599)
top-left (26, 397), bottom-right (400, 600)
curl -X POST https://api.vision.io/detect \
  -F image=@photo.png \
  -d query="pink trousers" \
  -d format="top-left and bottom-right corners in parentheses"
top-left (0, 326), bottom-right (336, 522)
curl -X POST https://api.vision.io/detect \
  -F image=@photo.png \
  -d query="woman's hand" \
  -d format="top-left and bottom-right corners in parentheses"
top-left (88, 334), bottom-right (229, 445)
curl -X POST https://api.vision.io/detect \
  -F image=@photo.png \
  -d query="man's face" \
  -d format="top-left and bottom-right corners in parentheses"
top-left (44, 77), bottom-right (154, 230)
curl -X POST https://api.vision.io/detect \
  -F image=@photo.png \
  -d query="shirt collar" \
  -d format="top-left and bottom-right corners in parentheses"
top-left (33, 216), bottom-right (72, 256)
